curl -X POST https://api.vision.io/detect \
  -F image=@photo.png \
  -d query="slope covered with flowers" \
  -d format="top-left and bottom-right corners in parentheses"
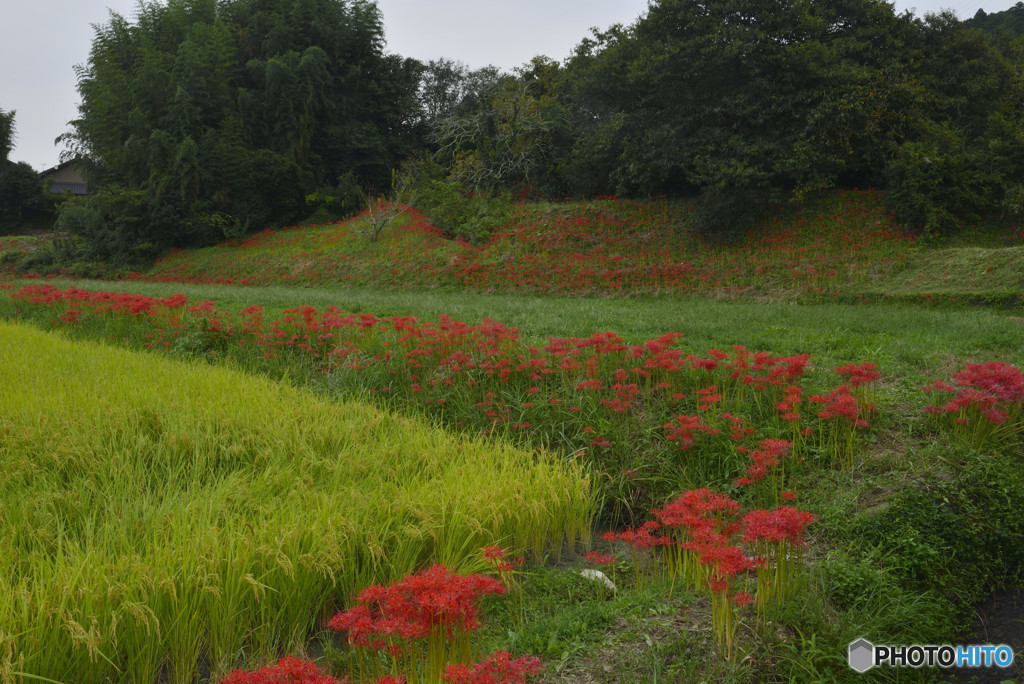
top-left (138, 191), bottom-right (917, 298)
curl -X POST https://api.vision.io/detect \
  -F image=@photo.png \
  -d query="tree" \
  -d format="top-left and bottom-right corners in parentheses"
top-left (431, 73), bottom-right (565, 194)
top-left (554, 0), bottom-right (1024, 236)
top-left (0, 108), bottom-right (13, 165)
top-left (59, 0), bottom-right (423, 261)
top-left (0, 109), bottom-right (51, 233)
top-left (352, 168), bottom-right (417, 242)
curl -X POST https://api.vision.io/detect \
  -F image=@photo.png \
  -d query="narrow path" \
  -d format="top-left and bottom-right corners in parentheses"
top-left (945, 586), bottom-right (1024, 683)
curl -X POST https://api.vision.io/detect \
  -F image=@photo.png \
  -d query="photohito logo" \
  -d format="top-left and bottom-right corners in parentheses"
top-left (848, 639), bottom-right (1015, 672)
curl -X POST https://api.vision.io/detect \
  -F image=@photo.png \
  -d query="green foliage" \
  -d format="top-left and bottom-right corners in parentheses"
top-left (60, 0), bottom-right (422, 259)
top-left (414, 177), bottom-right (512, 244)
top-left (0, 110), bottom-right (56, 233)
top-left (544, 0), bottom-right (1024, 236)
top-left (0, 161), bottom-right (53, 233)
top-left (965, 2), bottom-right (1024, 37)
top-left (430, 68), bottom-right (569, 196)
top-left (850, 451), bottom-right (1024, 613)
top-left (55, 188), bottom-right (164, 264)
top-left (884, 121), bottom-right (999, 235)
top-left (304, 172), bottom-right (361, 224)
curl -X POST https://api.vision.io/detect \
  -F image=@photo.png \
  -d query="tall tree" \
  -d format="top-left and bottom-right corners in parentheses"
top-left (59, 0), bottom-right (423, 262)
top-left (0, 108), bottom-right (14, 165)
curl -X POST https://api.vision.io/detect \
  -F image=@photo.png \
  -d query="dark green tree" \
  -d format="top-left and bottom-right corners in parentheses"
top-left (59, 0), bottom-right (423, 262)
top-left (0, 109), bottom-right (52, 233)
top-left (0, 108), bottom-right (13, 165)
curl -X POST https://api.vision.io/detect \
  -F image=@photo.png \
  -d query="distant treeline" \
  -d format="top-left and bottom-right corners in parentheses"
top-left (15, 0), bottom-right (1024, 261)
top-left (966, 2), bottom-right (1024, 37)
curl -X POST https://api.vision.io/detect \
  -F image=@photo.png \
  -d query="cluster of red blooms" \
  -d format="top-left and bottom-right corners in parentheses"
top-left (924, 361), bottom-right (1024, 426)
top-left (443, 651), bottom-right (543, 684)
top-left (327, 565), bottom-right (505, 648)
top-left (835, 362), bottom-right (881, 387)
top-left (220, 656), bottom-right (346, 684)
top-left (611, 488), bottom-right (816, 598)
top-left (582, 551), bottom-right (615, 565)
top-left (776, 386), bottom-right (804, 422)
top-left (219, 652), bottom-right (542, 684)
top-left (810, 386), bottom-right (869, 426)
top-left (741, 507), bottom-right (817, 546)
top-left (482, 546), bottom-right (525, 574)
top-left (662, 414), bottom-right (718, 450)
top-left (735, 439), bottom-right (793, 487)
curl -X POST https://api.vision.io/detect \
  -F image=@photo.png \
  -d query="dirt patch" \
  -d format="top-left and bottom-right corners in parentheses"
top-left (943, 586), bottom-right (1024, 683)
top-left (536, 598), bottom-right (716, 683)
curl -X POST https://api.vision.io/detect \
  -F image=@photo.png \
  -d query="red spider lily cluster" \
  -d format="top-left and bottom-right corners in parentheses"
top-left (325, 565), bottom-right (534, 683)
top-left (835, 362), bottom-right (881, 388)
top-left (606, 488), bottom-right (816, 660)
top-left (735, 438), bottom-right (796, 507)
top-left (581, 551), bottom-right (615, 566)
top-left (328, 565), bottom-right (504, 646)
top-left (220, 651), bottom-right (541, 684)
top-left (924, 361), bottom-right (1024, 449)
top-left (54, 192), bottom-right (915, 299)
top-left (220, 656), bottom-right (346, 684)
top-left (443, 651), bottom-right (542, 684)
top-left (480, 546), bottom-right (525, 622)
top-left (808, 373), bottom-right (878, 469)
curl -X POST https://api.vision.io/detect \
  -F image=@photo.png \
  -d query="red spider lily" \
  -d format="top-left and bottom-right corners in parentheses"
top-left (732, 591), bottom-right (754, 607)
top-left (835, 362), bottom-right (881, 387)
top-left (923, 362), bottom-right (1024, 448)
top-left (811, 386), bottom-right (863, 424)
top-left (219, 657), bottom-right (346, 684)
top-left (742, 506), bottom-right (816, 609)
top-left (741, 507), bottom-right (816, 546)
top-left (735, 439), bottom-right (794, 507)
top-left (443, 651), bottom-right (543, 684)
top-left (810, 385), bottom-right (871, 468)
top-left (328, 565), bottom-right (505, 648)
top-left (582, 551), bottom-right (616, 565)
top-left (663, 414), bottom-right (717, 450)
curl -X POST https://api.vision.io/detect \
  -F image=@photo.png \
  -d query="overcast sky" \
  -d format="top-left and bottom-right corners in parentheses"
top-left (0, 0), bottom-right (1015, 171)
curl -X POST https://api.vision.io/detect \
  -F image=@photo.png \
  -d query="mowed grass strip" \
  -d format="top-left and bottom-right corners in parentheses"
top-left (0, 322), bottom-right (593, 684)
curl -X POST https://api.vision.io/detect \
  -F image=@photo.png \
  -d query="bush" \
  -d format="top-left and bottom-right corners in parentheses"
top-left (304, 171), bottom-right (361, 224)
top-left (416, 178), bottom-right (513, 244)
top-left (851, 451), bottom-right (1024, 610)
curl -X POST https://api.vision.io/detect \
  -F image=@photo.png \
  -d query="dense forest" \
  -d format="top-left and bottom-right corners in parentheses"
top-left (8, 0), bottom-right (1024, 261)
top-left (967, 1), bottom-right (1024, 36)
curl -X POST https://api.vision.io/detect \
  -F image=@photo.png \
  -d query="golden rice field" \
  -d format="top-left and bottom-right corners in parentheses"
top-left (0, 322), bottom-right (593, 684)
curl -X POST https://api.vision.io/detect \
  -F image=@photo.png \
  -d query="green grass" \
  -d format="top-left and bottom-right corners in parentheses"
top-left (0, 322), bottom-right (593, 684)
top-left (10, 275), bottom-right (1024, 375)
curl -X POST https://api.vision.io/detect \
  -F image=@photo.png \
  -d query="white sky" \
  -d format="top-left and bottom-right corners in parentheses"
top-left (0, 0), bottom-right (1015, 171)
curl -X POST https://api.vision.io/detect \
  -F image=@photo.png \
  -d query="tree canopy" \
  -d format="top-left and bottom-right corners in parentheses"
top-left (56, 0), bottom-right (1024, 258)
top-left (60, 0), bottom-right (421, 262)
top-left (543, 0), bottom-right (1024, 234)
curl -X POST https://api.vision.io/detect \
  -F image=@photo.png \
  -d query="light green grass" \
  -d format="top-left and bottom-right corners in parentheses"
top-left (0, 322), bottom-right (593, 684)
top-left (16, 276), bottom-right (1024, 374)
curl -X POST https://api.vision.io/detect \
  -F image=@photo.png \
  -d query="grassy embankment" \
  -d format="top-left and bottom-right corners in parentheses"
top-left (4, 190), bottom-right (1022, 306)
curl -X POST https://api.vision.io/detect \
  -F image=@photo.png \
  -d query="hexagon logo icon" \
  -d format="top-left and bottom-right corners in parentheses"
top-left (848, 638), bottom-right (875, 673)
